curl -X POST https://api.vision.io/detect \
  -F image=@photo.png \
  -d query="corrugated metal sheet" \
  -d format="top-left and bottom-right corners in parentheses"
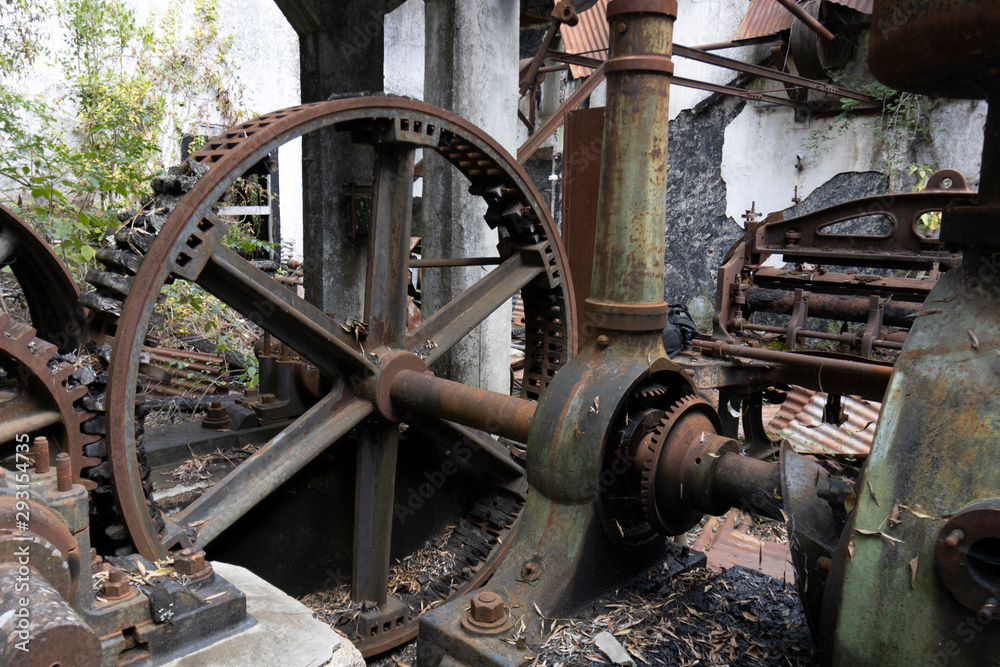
top-left (559, 0), bottom-right (608, 79)
top-left (734, 0), bottom-right (872, 41)
top-left (769, 386), bottom-right (878, 456)
top-left (692, 510), bottom-right (795, 582)
top-left (735, 0), bottom-right (794, 40)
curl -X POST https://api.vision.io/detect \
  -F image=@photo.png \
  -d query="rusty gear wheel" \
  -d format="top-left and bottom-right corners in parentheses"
top-left (0, 204), bottom-right (157, 554)
top-left (0, 204), bottom-right (86, 352)
top-left (638, 394), bottom-right (722, 535)
top-left (77, 164), bottom-right (209, 555)
top-left (0, 314), bottom-right (99, 484)
top-left (100, 97), bottom-right (576, 656)
top-left (0, 206), bottom-right (97, 486)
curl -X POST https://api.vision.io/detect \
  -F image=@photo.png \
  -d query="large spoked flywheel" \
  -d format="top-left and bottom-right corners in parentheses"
top-left (105, 97), bottom-right (576, 653)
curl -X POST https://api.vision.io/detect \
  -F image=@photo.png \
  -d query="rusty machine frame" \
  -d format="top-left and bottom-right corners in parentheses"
top-left (1, 0), bottom-right (999, 665)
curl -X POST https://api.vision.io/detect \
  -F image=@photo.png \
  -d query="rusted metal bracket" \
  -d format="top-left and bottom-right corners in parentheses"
top-left (786, 288), bottom-right (810, 350)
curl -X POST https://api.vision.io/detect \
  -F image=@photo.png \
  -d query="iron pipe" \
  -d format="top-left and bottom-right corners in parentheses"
top-left (733, 322), bottom-right (904, 350)
top-left (389, 370), bottom-right (536, 443)
top-left (746, 287), bottom-right (921, 327)
top-left (585, 0), bottom-right (676, 331)
top-left (694, 339), bottom-right (892, 400)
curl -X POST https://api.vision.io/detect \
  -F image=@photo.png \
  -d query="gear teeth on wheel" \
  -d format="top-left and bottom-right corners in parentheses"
top-left (0, 313), bottom-right (100, 488)
top-left (81, 163), bottom-right (206, 325)
top-left (637, 394), bottom-right (715, 527)
top-left (636, 384), bottom-right (668, 405)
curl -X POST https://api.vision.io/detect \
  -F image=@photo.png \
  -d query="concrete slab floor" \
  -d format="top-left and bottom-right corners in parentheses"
top-left (163, 562), bottom-right (365, 667)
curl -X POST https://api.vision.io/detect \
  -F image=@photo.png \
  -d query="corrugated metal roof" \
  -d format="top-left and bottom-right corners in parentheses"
top-left (734, 0), bottom-right (872, 41)
top-left (769, 386), bottom-right (878, 456)
top-left (559, 0), bottom-right (609, 79)
top-left (735, 0), bottom-right (793, 40)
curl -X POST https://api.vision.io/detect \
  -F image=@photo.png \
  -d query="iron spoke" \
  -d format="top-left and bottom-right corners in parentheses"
top-left (405, 245), bottom-right (546, 365)
top-left (168, 394), bottom-right (372, 548)
top-left (352, 418), bottom-right (398, 604)
top-left (364, 143), bottom-right (416, 348)
top-left (199, 244), bottom-right (377, 376)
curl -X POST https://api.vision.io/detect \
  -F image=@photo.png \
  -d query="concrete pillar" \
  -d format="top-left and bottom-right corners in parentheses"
top-left (422, 0), bottom-right (518, 392)
top-left (274, 0), bottom-right (392, 318)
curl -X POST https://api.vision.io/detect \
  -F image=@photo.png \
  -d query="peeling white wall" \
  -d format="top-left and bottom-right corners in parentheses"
top-left (721, 105), bottom-right (880, 225)
top-left (217, 0), bottom-right (301, 261)
top-left (720, 97), bottom-right (987, 226)
top-left (670, 0), bottom-right (768, 119)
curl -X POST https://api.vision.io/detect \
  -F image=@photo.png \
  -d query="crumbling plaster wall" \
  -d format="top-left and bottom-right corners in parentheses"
top-left (660, 3), bottom-right (986, 327)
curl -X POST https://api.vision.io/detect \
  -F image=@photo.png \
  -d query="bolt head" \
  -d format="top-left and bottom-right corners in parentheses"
top-left (103, 568), bottom-right (132, 599)
top-left (471, 591), bottom-right (505, 624)
top-left (173, 548), bottom-right (209, 576)
top-left (596, 334), bottom-right (610, 348)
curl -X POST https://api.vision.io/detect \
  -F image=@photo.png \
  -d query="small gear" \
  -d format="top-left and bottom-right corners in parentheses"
top-left (638, 393), bottom-right (720, 533)
top-left (0, 313), bottom-right (99, 487)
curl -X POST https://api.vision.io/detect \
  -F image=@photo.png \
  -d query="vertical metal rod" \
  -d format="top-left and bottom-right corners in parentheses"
top-left (352, 419), bottom-right (399, 604)
top-left (56, 452), bottom-right (72, 491)
top-left (586, 0), bottom-right (677, 333)
top-left (33, 436), bottom-right (50, 473)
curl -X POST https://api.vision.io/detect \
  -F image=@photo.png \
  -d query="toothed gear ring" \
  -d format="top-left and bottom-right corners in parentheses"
top-left (637, 394), bottom-right (722, 535)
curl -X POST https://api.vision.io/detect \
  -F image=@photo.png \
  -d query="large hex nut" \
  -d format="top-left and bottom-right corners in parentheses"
top-left (173, 547), bottom-right (213, 581)
top-left (461, 590), bottom-right (512, 635)
top-left (103, 567), bottom-right (133, 600)
top-left (471, 591), bottom-right (505, 624)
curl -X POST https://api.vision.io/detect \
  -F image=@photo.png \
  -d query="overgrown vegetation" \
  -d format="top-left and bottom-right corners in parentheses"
top-left (808, 74), bottom-right (941, 191)
top-left (0, 0), bottom-right (270, 387)
top-left (0, 0), bottom-right (249, 269)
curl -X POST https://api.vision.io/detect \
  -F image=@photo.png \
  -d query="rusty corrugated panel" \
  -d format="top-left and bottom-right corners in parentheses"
top-left (559, 0), bottom-right (608, 78)
top-left (691, 510), bottom-right (795, 582)
top-left (735, 0), bottom-right (872, 41)
top-left (769, 386), bottom-right (878, 456)
top-left (735, 0), bottom-right (793, 40)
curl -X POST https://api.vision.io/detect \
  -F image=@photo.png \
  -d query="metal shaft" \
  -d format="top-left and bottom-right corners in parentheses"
top-left (695, 339), bottom-right (892, 401)
top-left (389, 370), bottom-right (536, 443)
